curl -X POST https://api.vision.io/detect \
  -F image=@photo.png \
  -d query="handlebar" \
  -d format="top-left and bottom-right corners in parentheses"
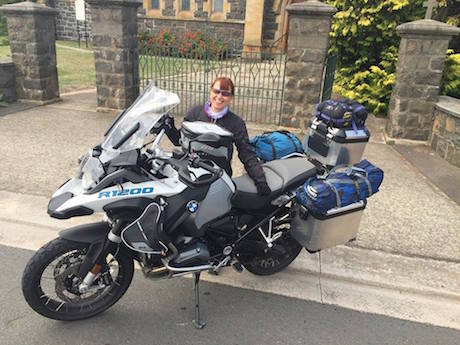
top-left (168, 155), bottom-right (222, 187)
top-left (190, 157), bottom-right (222, 176)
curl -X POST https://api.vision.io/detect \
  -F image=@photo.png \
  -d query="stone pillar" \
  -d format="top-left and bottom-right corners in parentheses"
top-left (281, 0), bottom-right (336, 128)
top-left (0, 59), bottom-right (17, 103)
top-left (1, 2), bottom-right (59, 103)
top-left (386, 20), bottom-right (460, 141)
top-left (242, 0), bottom-right (265, 52)
top-left (86, 0), bottom-right (141, 111)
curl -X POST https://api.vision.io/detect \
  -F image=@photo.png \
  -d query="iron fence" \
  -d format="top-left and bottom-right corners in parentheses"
top-left (134, 43), bottom-right (287, 125)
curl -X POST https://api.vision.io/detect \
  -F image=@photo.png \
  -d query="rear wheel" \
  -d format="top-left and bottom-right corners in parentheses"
top-left (22, 238), bottom-right (134, 321)
top-left (242, 223), bottom-right (302, 276)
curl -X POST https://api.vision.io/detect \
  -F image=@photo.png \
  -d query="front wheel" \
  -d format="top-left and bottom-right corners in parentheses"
top-left (22, 237), bottom-right (134, 321)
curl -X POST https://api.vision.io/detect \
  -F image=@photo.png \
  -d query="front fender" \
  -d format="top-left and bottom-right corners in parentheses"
top-left (59, 222), bottom-right (111, 244)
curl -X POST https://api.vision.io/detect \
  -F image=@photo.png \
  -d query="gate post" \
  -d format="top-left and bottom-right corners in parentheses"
top-left (1, 1), bottom-right (59, 103)
top-left (86, 0), bottom-right (141, 111)
top-left (386, 20), bottom-right (460, 141)
top-left (281, 0), bottom-right (336, 128)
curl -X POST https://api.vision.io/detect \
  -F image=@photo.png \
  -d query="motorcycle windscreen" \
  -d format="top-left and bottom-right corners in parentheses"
top-left (121, 202), bottom-right (169, 254)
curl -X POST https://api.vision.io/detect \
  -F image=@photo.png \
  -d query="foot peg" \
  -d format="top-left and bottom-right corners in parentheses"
top-left (232, 262), bottom-right (243, 273)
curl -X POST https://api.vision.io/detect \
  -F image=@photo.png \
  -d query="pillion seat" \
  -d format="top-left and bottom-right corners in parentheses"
top-left (231, 157), bottom-right (317, 210)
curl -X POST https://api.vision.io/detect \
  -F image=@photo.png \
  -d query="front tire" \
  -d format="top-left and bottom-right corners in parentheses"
top-left (22, 237), bottom-right (134, 321)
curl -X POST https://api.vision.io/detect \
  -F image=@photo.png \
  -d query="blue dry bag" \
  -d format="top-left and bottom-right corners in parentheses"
top-left (296, 159), bottom-right (384, 215)
top-left (250, 131), bottom-right (303, 161)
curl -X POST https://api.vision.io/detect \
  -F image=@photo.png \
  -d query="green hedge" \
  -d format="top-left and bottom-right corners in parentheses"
top-left (441, 50), bottom-right (460, 98)
top-left (325, 0), bottom-right (426, 115)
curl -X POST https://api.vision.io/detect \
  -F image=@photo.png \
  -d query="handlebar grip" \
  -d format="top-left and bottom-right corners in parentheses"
top-left (192, 158), bottom-right (222, 176)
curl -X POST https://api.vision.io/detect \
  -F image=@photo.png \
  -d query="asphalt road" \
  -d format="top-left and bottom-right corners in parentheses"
top-left (1, 244), bottom-right (459, 345)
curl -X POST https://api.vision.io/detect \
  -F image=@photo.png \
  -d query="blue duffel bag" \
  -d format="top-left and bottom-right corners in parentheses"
top-left (296, 159), bottom-right (384, 215)
top-left (250, 131), bottom-right (303, 161)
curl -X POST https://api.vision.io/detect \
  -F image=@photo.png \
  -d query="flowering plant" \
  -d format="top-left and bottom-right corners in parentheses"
top-left (137, 30), bottom-right (228, 58)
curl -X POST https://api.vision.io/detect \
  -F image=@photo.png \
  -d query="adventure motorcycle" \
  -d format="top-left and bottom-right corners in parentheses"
top-left (21, 83), bottom-right (363, 328)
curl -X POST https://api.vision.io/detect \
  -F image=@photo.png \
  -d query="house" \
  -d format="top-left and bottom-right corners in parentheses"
top-left (41, 0), bottom-right (294, 51)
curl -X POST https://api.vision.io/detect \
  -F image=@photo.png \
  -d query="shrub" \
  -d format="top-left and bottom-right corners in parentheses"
top-left (333, 46), bottom-right (398, 115)
top-left (326, 0), bottom-right (425, 115)
top-left (441, 50), bottom-right (460, 99)
top-left (137, 30), bottom-right (228, 59)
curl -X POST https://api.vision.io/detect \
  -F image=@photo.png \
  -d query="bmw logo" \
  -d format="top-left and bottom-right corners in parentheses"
top-left (186, 200), bottom-right (199, 213)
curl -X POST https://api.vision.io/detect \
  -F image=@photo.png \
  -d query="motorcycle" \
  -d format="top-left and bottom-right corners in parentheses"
top-left (21, 83), bottom-right (362, 328)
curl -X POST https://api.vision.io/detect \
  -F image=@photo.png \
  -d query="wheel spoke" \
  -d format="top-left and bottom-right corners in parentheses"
top-left (55, 302), bottom-right (65, 311)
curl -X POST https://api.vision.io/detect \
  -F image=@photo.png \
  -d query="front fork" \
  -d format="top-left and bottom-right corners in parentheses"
top-left (78, 220), bottom-right (124, 293)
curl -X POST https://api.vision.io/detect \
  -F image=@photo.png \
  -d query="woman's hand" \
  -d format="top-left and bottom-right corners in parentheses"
top-left (256, 181), bottom-right (271, 196)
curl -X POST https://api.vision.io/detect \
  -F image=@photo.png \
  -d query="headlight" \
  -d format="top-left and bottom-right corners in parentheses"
top-left (82, 170), bottom-right (96, 190)
top-left (80, 156), bottom-right (105, 191)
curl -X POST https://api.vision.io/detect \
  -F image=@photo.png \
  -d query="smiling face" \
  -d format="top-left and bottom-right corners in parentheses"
top-left (210, 80), bottom-right (233, 112)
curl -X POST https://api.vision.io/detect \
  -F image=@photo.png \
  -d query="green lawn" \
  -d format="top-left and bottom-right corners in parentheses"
top-left (0, 35), bottom-right (11, 58)
top-left (55, 40), bottom-right (95, 93)
top-left (0, 38), bottom-right (95, 93)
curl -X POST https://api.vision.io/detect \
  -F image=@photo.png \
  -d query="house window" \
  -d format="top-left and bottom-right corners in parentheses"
top-left (181, 0), bottom-right (190, 11)
top-left (151, 0), bottom-right (160, 9)
top-left (213, 0), bottom-right (223, 13)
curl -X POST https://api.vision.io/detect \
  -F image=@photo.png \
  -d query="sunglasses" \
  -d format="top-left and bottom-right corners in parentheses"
top-left (211, 88), bottom-right (232, 97)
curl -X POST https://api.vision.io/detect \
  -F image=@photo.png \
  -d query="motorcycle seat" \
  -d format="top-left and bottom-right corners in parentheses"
top-left (231, 157), bottom-right (317, 210)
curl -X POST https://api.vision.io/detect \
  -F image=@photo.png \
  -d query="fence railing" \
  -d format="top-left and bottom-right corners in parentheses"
top-left (134, 42), bottom-right (287, 125)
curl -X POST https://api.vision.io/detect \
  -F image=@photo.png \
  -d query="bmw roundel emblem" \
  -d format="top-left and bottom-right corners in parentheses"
top-left (186, 200), bottom-right (199, 213)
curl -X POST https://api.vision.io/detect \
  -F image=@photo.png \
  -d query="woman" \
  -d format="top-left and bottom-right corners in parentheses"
top-left (166, 77), bottom-right (271, 196)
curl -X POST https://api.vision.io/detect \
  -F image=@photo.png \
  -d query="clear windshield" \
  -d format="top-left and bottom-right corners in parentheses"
top-left (99, 83), bottom-right (180, 163)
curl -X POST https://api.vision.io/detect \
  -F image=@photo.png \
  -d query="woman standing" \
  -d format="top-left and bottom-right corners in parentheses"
top-left (166, 77), bottom-right (271, 196)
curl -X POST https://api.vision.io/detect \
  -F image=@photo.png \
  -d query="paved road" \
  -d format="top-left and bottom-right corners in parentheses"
top-left (1, 244), bottom-right (459, 345)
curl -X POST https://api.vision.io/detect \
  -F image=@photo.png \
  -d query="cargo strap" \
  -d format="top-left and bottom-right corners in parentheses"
top-left (324, 180), bottom-right (341, 208)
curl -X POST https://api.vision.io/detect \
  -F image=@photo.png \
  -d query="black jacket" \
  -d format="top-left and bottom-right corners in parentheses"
top-left (168, 105), bottom-right (267, 185)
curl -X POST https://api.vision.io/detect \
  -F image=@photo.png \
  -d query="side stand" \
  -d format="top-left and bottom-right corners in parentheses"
top-left (192, 272), bottom-right (206, 329)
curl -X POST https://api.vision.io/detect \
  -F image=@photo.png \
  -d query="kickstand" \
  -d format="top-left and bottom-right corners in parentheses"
top-left (192, 272), bottom-right (206, 329)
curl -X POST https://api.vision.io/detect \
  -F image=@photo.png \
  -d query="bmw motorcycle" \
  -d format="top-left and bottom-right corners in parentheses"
top-left (21, 84), bottom-right (330, 328)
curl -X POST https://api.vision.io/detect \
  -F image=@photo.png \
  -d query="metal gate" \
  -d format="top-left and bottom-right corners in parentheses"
top-left (134, 39), bottom-right (287, 125)
top-left (321, 54), bottom-right (337, 102)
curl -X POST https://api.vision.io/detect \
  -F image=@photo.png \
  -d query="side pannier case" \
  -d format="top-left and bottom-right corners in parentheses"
top-left (303, 118), bottom-right (370, 167)
top-left (291, 201), bottom-right (365, 252)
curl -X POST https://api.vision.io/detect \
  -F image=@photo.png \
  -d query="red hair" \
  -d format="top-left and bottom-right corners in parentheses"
top-left (211, 77), bottom-right (235, 95)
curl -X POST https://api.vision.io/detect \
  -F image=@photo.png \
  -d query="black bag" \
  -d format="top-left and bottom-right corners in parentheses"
top-left (121, 203), bottom-right (170, 254)
top-left (316, 98), bottom-right (368, 129)
top-left (250, 130), bottom-right (303, 161)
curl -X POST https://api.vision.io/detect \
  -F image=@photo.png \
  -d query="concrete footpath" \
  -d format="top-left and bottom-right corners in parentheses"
top-left (0, 90), bottom-right (459, 330)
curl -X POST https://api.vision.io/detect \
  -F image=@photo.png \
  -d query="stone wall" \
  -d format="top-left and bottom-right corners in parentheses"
top-left (281, 1), bottom-right (336, 129)
top-left (226, 0), bottom-right (246, 20)
top-left (87, 0), bottom-right (140, 111)
top-left (53, 0), bottom-right (92, 41)
top-left (138, 17), bottom-right (244, 48)
top-left (2, 2), bottom-right (60, 103)
top-left (386, 20), bottom-right (460, 141)
top-left (0, 59), bottom-right (17, 103)
top-left (430, 96), bottom-right (460, 167)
